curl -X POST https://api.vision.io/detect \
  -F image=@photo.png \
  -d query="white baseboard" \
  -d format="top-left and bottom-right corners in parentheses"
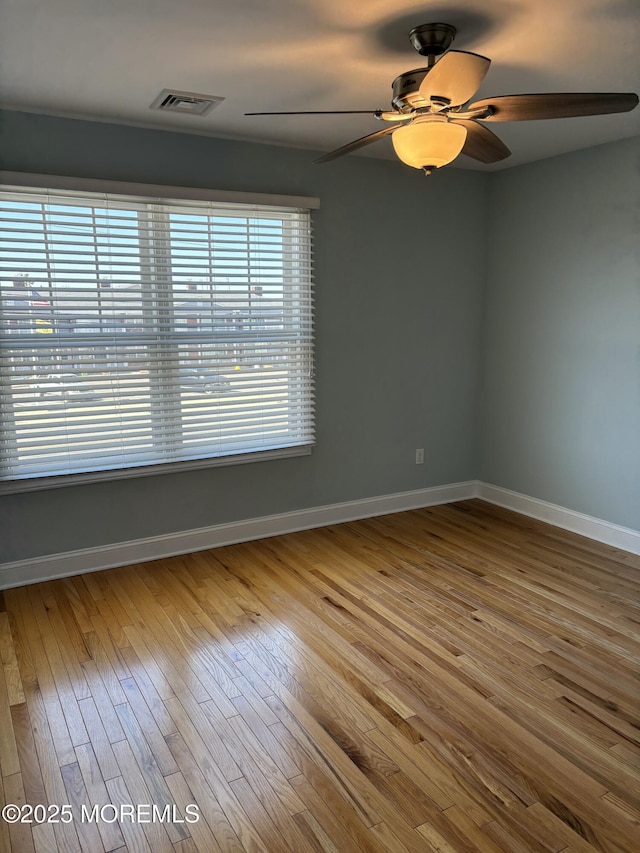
top-left (0, 480), bottom-right (477, 590)
top-left (3, 480), bottom-right (637, 590)
top-left (477, 482), bottom-right (640, 556)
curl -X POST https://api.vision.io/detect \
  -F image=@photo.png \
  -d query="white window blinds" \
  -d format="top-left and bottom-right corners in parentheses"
top-left (0, 182), bottom-right (314, 485)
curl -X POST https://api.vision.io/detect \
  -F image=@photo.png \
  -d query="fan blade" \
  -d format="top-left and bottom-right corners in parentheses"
top-left (468, 92), bottom-right (639, 121)
top-left (419, 51), bottom-right (491, 107)
top-left (452, 120), bottom-right (511, 163)
top-left (313, 126), bottom-right (397, 164)
top-left (245, 110), bottom-right (383, 116)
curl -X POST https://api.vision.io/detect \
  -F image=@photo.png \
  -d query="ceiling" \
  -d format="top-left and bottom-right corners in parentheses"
top-left (1, 0), bottom-right (639, 171)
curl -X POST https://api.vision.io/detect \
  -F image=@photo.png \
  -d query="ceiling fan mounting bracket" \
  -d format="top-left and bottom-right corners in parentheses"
top-left (409, 23), bottom-right (456, 57)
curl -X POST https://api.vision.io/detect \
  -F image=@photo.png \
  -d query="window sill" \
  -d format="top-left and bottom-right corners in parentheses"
top-left (0, 444), bottom-right (313, 494)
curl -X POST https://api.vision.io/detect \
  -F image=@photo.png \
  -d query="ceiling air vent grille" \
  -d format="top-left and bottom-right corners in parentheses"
top-left (150, 89), bottom-right (225, 116)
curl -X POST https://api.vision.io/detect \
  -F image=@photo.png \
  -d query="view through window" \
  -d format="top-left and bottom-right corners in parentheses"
top-left (0, 184), bottom-right (314, 484)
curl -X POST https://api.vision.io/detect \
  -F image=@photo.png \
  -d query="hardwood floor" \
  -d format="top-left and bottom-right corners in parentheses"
top-left (0, 499), bottom-right (639, 852)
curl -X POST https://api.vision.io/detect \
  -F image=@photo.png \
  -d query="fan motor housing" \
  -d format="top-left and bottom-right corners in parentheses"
top-left (391, 69), bottom-right (430, 111)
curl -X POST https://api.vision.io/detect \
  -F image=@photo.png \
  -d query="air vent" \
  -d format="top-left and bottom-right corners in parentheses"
top-left (150, 89), bottom-right (225, 116)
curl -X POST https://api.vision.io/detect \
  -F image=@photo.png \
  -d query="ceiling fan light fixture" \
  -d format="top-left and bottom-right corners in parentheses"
top-left (246, 21), bottom-right (639, 173)
top-left (392, 115), bottom-right (467, 171)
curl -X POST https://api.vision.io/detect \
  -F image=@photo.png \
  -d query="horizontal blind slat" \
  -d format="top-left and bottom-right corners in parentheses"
top-left (0, 182), bottom-right (314, 484)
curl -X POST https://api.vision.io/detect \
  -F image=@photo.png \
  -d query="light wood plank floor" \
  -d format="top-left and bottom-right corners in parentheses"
top-left (1, 499), bottom-right (639, 852)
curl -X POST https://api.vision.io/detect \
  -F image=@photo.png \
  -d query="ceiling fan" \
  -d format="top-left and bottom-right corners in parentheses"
top-left (246, 22), bottom-right (639, 175)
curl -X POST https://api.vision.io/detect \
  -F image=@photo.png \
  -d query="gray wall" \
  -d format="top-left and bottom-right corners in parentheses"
top-left (481, 136), bottom-right (640, 530)
top-left (0, 110), bottom-right (487, 563)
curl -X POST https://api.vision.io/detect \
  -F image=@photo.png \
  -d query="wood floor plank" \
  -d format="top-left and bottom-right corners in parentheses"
top-left (119, 625), bottom-right (176, 703)
top-left (37, 583), bottom-right (91, 705)
top-left (60, 761), bottom-right (106, 853)
top-left (441, 805), bottom-right (506, 853)
top-left (110, 738), bottom-right (178, 850)
top-left (166, 691), bottom-right (242, 782)
top-left (163, 770), bottom-right (223, 853)
top-left (104, 774), bottom-right (152, 853)
top-left (6, 607), bottom-right (82, 852)
top-left (225, 712), bottom-right (306, 815)
top-left (164, 731), bottom-right (245, 853)
top-left (118, 645), bottom-right (177, 736)
top-left (149, 563), bottom-right (243, 688)
top-left (84, 597), bottom-right (131, 680)
top-left (80, 660), bottom-right (124, 745)
top-left (0, 772), bottom-right (12, 851)
top-left (31, 821), bottom-right (58, 853)
top-left (118, 677), bottom-right (176, 773)
top-left (227, 775), bottom-right (296, 852)
top-left (289, 771), bottom-right (392, 853)
top-left (0, 612), bottom-right (25, 706)
top-left (292, 808), bottom-right (343, 853)
top-left (10, 702), bottom-right (46, 806)
top-left (17, 589), bottom-right (77, 768)
top-left (113, 703), bottom-right (186, 843)
top-left (118, 605), bottom-right (210, 705)
top-left (221, 735), bottom-right (311, 852)
top-left (74, 741), bottom-right (127, 853)
top-left (263, 692), bottom-right (437, 852)
top-left (3, 772), bottom-right (36, 853)
top-left (1, 500), bottom-right (638, 852)
top-left (163, 700), bottom-right (266, 850)
top-left (0, 662), bottom-right (21, 777)
top-left (172, 839), bottom-right (200, 853)
top-left (44, 588), bottom-right (92, 703)
top-left (77, 697), bottom-right (120, 782)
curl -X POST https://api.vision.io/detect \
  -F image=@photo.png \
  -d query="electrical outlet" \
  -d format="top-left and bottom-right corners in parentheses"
top-left (415, 448), bottom-right (424, 465)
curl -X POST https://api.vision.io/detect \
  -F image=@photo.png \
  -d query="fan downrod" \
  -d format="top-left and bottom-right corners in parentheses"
top-left (409, 23), bottom-right (456, 58)
top-left (392, 24), bottom-right (459, 112)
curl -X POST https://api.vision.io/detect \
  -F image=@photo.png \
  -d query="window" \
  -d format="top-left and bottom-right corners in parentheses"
top-left (0, 179), bottom-right (315, 488)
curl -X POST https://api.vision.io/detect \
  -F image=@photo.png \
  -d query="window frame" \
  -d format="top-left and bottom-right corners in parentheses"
top-left (0, 172), bottom-right (318, 493)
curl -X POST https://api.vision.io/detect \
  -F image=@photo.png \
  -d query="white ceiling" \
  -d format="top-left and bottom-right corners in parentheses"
top-left (2, 0), bottom-right (639, 171)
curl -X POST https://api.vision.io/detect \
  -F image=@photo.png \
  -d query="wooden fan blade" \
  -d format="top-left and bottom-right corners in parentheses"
top-left (245, 110), bottom-right (382, 116)
top-left (313, 126), bottom-right (397, 164)
top-left (419, 51), bottom-right (491, 107)
top-left (452, 120), bottom-right (511, 163)
top-left (468, 92), bottom-right (639, 121)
